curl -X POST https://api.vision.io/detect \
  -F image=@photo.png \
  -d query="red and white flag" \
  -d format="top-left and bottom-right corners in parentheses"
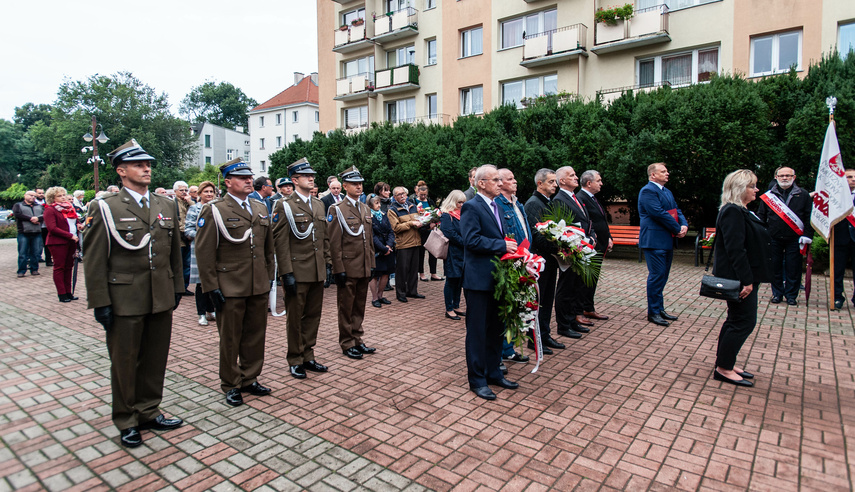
top-left (810, 121), bottom-right (852, 242)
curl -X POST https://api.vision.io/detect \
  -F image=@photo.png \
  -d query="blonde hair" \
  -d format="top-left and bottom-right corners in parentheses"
top-left (44, 186), bottom-right (67, 205)
top-left (720, 170), bottom-right (757, 209)
top-left (440, 190), bottom-right (466, 212)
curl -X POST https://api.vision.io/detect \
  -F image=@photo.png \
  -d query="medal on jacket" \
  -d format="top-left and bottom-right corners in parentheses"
top-left (157, 212), bottom-right (165, 226)
top-left (125, 232), bottom-right (134, 241)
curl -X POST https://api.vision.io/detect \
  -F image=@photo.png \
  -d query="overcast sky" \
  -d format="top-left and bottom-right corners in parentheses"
top-left (0, 1), bottom-right (318, 122)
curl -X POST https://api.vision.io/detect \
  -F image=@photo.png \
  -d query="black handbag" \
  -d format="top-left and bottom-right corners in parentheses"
top-left (699, 237), bottom-right (741, 301)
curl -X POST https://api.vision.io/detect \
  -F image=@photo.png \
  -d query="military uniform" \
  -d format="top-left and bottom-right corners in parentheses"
top-left (82, 139), bottom-right (184, 445)
top-left (328, 167), bottom-right (375, 357)
top-left (195, 159), bottom-right (275, 400)
top-left (272, 158), bottom-right (331, 377)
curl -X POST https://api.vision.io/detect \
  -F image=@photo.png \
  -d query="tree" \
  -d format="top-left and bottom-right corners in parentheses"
top-left (28, 72), bottom-right (196, 191)
top-left (14, 103), bottom-right (53, 131)
top-left (180, 81), bottom-right (258, 131)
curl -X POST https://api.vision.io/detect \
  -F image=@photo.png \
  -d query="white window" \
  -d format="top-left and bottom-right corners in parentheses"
top-left (501, 9), bottom-right (557, 50)
top-left (315, 111), bottom-right (320, 122)
top-left (638, 0), bottom-right (715, 9)
top-left (386, 0), bottom-right (409, 13)
top-left (461, 27), bottom-right (483, 58)
top-left (205, 156), bottom-right (212, 165)
top-left (345, 106), bottom-right (369, 129)
top-left (839, 22), bottom-right (855, 59)
top-left (344, 56), bottom-right (375, 79)
top-left (276, 136), bottom-right (282, 148)
top-left (502, 74), bottom-right (558, 108)
top-left (259, 116), bottom-right (265, 127)
top-left (244, 151), bottom-right (250, 161)
top-left (637, 47), bottom-right (719, 87)
top-left (261, 160), bottom-right (266, 171)
top-left (227, 149), bottom-right (234, 160)
top-left (244, 140), bottom-right (250, 146)
top-left (276, 113), bottom-right (282, 125)
top-left (342, 8), bottom-right (365, 26)
top-left (461, 86), bottom-right (483, 115)
top-left (425, 0), bottom-right (436, 10)
top-left (427, 94), bottom-right (437, 118)
top-left (292, 111), bottom-right (299, 123)
top-left (386, 98), bottom-right (416, 124)
top-left (426, 39), bottom-right (437, 66)
top-left (293, 134), bottom-right (299, 141)
top-left (387, 45), bottom-right (415, 68)
top-left (750, 31), bottom-right (802, 77)
top-left (259, 138), bottom-right (265, 149)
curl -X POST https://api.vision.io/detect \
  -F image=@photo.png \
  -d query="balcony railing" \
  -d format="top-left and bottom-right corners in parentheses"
top-left (388, 113), bottom-right (451, 126)
top-left (333, 21), bottom-right (374, 53)
top-left (597, 81), bottom-right (671, 104)
top-left (334, 72), bottom-right (376, 101)
top-left (521, 24), bottom-right (588, 67)
top-left (592, 5), bottom-right (670, 54)
top-left (374, 64), bottom-right (419, 94)
top-left (373, 7), bottom-right (418, 43)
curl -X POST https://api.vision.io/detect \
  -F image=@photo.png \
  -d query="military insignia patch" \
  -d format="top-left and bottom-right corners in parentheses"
top-left (125, 232), bottom-right (134, 241)
top-left (86, 216), bottom-right (93, 228)
top-left (327, 214), bottom-right (334, 222)
top-left (198, 217), bottom-right (205, 228)
top-left (272, 213), bottom-right (279, 223)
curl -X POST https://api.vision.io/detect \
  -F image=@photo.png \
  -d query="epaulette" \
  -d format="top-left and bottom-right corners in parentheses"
top-left (250, 197), bottom-right (264, 204)
top-left (96, 192), bottom-right (119, 201)
top-left (208, 198), bottom-right (224, 205)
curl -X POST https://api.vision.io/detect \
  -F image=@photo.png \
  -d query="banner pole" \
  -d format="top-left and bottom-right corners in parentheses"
top-left (828, 107), bottom-right (836, 311)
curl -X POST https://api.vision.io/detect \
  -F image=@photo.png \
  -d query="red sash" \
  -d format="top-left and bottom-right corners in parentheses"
top-left (760, 191), bottom-right (804, 235)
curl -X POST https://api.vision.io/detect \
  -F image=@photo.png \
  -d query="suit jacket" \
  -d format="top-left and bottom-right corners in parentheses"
top-left (756, 183), bottom-right (812, 242)
top-left (271, 193), bottom-right (330, 283)
top-left (461, 195), bottom-right (508, 291)
top-left (638, 181), bottom-right (687, 250)
top-left (321, 193), bottom-right (343, 213)
top-left (328, 198), bottom-right (375, 278)
top-left (83, 189), bottom-right (183, 315)
top-left (195, 194), bottom-right (275, 297)
top-left (524, 191), bottom-right (557, 257)
top-left (464, 187), bottom-right (477, 201)
top-left (713, 204), bottom-right (773, 285)
top-left (440, 212), bottom-right (464, 278)
top-left (578, 190), bottom-right (611, 253)
top-left (832, 193), bottom-right (855, 246)
top-left (553, 188), bottom-right (594, 239)
top-left (44, 205), bottom-right (76, 246)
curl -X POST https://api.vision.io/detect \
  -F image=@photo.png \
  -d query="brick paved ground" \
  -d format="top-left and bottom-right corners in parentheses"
top-left (1, 237), bottom-right (854, 491)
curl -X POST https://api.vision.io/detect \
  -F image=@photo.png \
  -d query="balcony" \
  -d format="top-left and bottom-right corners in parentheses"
top-left (592, 5), bottom-right (670, 55)
top-left (388, 113), bottom-right (451, 126)
top-left (373, 64), bottom-right (419, 95)
top-left (343, 125), bottom-right (368, 136)
top-left (597, 81), bottom-right (671, 105)
top-left (521, 24), bottom-right (588, 68)
top-left (372, 7), bottom-right (418, 44)
top-left (334, 73), bottom-right (376, 101)
top-left (333, 21), bottom-right (374, 54)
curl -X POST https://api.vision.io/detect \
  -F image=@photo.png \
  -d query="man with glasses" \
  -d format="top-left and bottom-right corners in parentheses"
top-left (249, 176), bottom-right (275, 213)
top-left (388, 186), bottom-right (424, 303)
top-left (12, 190), bottom-right (44, 277)
top-left (757, 166), bottom-right (812, 306)
top-left (173, 181), bottom-right (194, 295)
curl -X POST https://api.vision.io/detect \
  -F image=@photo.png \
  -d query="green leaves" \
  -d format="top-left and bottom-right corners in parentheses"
top-left (179, 81), bottom-right (258, 130)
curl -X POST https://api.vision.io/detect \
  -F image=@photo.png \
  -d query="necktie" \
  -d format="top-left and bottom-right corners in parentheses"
top-left (242, 201), bottom-right (249, 214)
top-left (491, 200), bottom-right (503, 234)
top-left (140, 196), bottom-right (148, 210)
top-left (571, 193), bottom-right (586, 217)
top-left (592, 194), bottom-right (605, 217)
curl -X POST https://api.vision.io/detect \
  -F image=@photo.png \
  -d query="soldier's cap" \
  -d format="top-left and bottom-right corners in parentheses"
top-left (339, 166), bottom-right (364, 183)
top-left (276, 177), bottom-right (293, 187)
top-left (220, 158), bottom-right (254, 177)
top-left (287, 157), bottom-right (316, 177)
top-left (107, 139), bottom-right (155, 167)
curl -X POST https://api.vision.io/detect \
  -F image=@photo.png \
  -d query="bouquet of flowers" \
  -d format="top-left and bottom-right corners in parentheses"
top-left (699, 232), bottom-right (715, 247)
top-left (416, 207), bottom-right (442, 225)
top-left (535, 204), bottom-right (602, 286)
top-left (492, 239), bottom-right (546, 371)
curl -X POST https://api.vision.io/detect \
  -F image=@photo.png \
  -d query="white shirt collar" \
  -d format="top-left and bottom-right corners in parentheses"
top-left (124, 187), bottom-right (151, 208)
top-left (581, 188), bottom-right (595, 198)
top-left (477, 192), bottom-right (495, 206)
top-left (294, 190), bottom-right (311, 203)
top-left (559, 188), bottom-right (575, 198)
top-left (228, 192), bottom-right (249, 209)
top-left (650, 181), bottom-right (664, 190)
top-left (345, 196), bottom-right (358, 207)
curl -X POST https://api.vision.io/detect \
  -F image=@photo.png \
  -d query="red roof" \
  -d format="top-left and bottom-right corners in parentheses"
top-left (251, 76), bottom-right (318, 112)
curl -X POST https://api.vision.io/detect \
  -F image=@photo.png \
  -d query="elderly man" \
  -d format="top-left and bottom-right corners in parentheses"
top-left (388, 186), bottom-right (424, 303)
top-left (188, 185), bottom-right (199, 203)
top-left (757, 166), bottom-right (812, 306)
top-left (577, 170), bottom-right (612, 321)
top-left (107, 185), bottom-right (121, 193)
top-left (12, 190), bottom-right (44, 277)
top-left (639, 163), bottom-right (688, 326)
top-left (321, 179), bottom-right (343, 213)
top-left (173, 180), bottom-right (194, 294)
top-left (462, 164), bottom-right (519, 400)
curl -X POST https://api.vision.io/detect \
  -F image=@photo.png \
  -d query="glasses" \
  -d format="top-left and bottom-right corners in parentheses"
top-left (263, 184), bottom-right (274, 188)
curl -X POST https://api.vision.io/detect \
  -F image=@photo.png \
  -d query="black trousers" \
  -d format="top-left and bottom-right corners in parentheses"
top-left (194, 283), bottom-right (214, 315)
top-left (464, 289), bottom-right (504, 389)
top-left (417, 244), bottom-right (438, 275)
top-left (554, 267), bottom-right (584, 329)
top-left (537, 258), bottom-right (558, 337)
top-left (833, 242), bottom-right (855, 303)
top-left (769, 238), bottom-right (801, 301)
top-left (715, 284), bottom-right (758, 370)
top-left (395, 247), bottom-right (420, 298)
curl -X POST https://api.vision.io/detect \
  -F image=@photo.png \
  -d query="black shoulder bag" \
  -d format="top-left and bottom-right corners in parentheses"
top-left (699, 237), bottom-right (741, 301)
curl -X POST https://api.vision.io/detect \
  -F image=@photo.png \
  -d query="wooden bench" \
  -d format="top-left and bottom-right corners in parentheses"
top-left (610, 225), bottom-right (643, 262)
top-left (694, 227), bottom-right (715, 267)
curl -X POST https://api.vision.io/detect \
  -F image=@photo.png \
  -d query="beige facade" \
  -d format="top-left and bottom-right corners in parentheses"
top-left (318, 0), bottom-right (855, 133)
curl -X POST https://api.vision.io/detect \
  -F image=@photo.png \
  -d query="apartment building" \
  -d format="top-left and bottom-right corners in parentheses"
top-left (248, 73), bottom-right (320, 176)
top-left (186, 122), bottom-right (251, 170)
top-left (318, 0), bottom-right (855, 133)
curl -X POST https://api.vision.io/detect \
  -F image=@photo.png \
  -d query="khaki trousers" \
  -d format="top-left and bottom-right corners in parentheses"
top-left (216, 293), bottom-right (268, 392)
top-left (337, 276), bottom-right (370, 351)
top-left (284, 281), bottom-right (324, 365)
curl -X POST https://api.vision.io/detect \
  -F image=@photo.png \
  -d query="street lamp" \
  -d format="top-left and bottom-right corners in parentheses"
top-left (82, 116), bottom-right (109, 191)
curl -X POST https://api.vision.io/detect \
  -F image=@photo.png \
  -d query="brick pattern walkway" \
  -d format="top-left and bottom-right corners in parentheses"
top-left (1, 238), bottom-right (854, 491)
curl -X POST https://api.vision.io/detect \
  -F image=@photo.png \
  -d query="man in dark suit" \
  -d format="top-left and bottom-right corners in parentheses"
top-left (638, 163), bottom-right (688, 326)
top-left (578, 170), bottom-right (612, 321)
top-left (552, 166), bottom-right (595, 338)
top-left (321, 179), bottom-right (343, 213)
top-left (833, 169), bottom-right (855, 310)
top-left (83, 139), bottom-right (184, 448)
top-left (524, 168), bottom-right (565, 354)
top-left (462, 164), bottom-right (519, 400)
top-left (248, 176), bottom-right (274, 213)
top-left (463, 167), bottom-right (478, 201)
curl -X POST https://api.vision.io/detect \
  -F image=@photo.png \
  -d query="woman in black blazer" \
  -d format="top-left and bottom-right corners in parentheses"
top-left (369, 195), bottom-right (396, 308)
top-left (439, 190), bottom-right (466, 320)
top-left (712, 170), bottom-right (773, 387)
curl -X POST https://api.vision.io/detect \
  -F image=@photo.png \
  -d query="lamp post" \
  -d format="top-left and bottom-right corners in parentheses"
top-left (82, 116), bottom-right (109, 191)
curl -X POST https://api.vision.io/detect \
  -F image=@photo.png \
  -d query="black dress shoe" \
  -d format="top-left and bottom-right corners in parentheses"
top-left (379, 297), bottom-right (392, 305)
top-left (396, 295), bottom-right (408, 303)
top-left (737, 371), bottom-right (754, 379)
top-left (659, 310), bottom-right (678, 321)
top-left (371, 300), bottom-right (383, 308)
top-left (647, 314), bottom-right (670, 327)
top-left (356, 343), bottom-right (376, 354)
top-left (713, 370), bottom-right (753, 387)
top-left (834, 299), bottom-right (845, 310)
top-left (529, 342), bottom-right (553, 355)
top-left (384, 284), bottom-right (393, 291)
top-left (770, 296), bottom-right (782, 304)
top-left (557, 328), bottom-right (583, 339)
top-left (571, 323), bottom-right (590, 334)
top-left (241, 381), bottom-right (272, 395)
top-left (68, 294), bottom-right (79, 300)
top-left (303, 360), bottom-right (328, 372)
top-left (408, 293), bottom-right (426, 299)
top-left (543, 337), bottom-right (565, 349)
top-left (289, 365), bottom-right (307, 379)
top-left (487, 377), bottom-right (519, 389)
top-left (139, 414), bottom-right (184, 431)
top-left (454, 310), bottom-right (466, 317)
top-left (59, 295), bottom-right (72, 303)
top-left (786, 298), bottom-right (797, 306)
top-left (120, 427), bottom-right (142, 448)
top-left (445, 312), bottom-right (461, 320)
top-left (343, 347), bottom-right (363, 359)
top-left (225, 388), bottom-right (244, 406)
top-left (472, 386), bottom-right (496, 400)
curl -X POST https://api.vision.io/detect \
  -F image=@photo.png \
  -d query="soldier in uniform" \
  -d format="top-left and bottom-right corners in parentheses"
top-left (272, 158), bottom-right (331, 379)
top-left (329, 167), bottom-right (377, 359)
top-left (195, 158), bottom-right (275, 407)
top-left (83, 139), bottom-right (184, 448)
top-left (270, 177), bottom-right (294, 202)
